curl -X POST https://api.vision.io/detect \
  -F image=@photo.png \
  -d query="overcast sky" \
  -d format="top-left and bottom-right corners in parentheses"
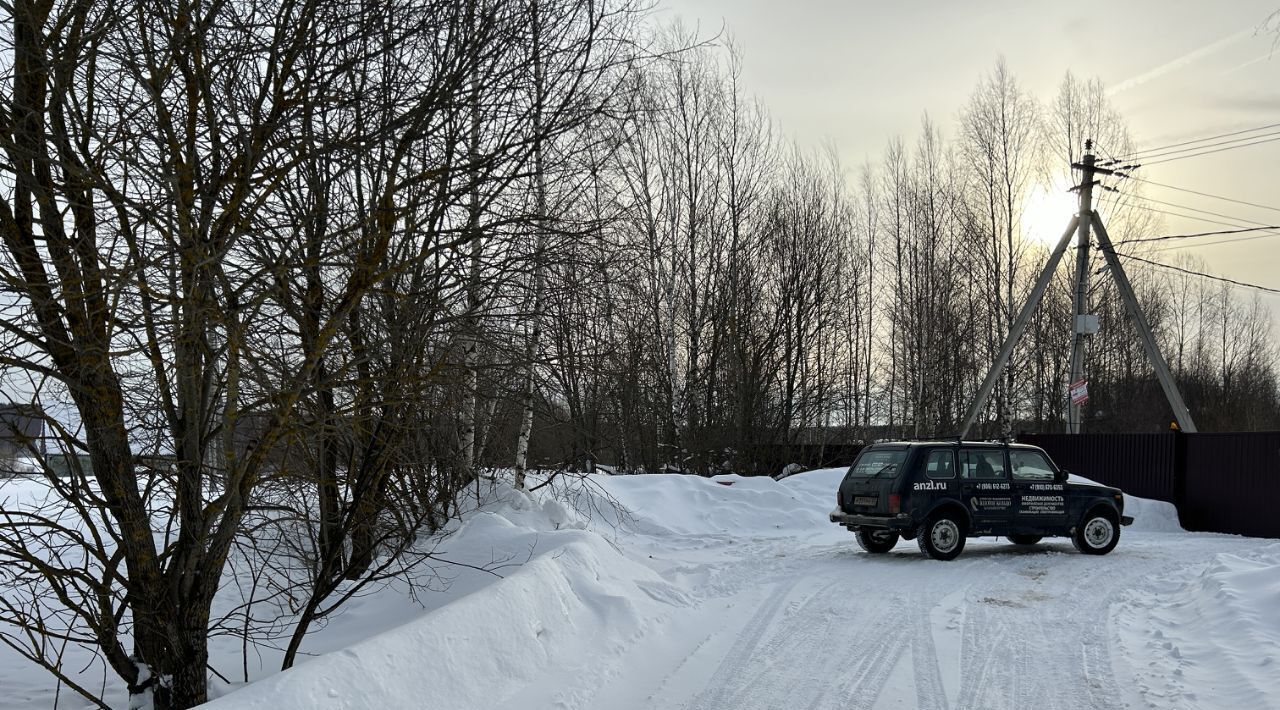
top-left (661, 0), bottom-right (1280, 299)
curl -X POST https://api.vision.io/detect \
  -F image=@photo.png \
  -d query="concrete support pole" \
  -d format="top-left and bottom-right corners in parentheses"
top-left (960, 216), bottom-right (1081, 438)
top-left (1067, 145), bottom-right (1096, 433)
top-left (1092, 213), bottom-right (1198, 433)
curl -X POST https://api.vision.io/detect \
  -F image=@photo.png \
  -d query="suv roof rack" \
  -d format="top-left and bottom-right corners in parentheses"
top-left (880, 434), bottom-right (964, 442)
top-left (872, 436), bottom-right (1026, 445)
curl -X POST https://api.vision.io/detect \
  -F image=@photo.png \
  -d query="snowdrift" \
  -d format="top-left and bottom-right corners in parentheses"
top-left (204, 487), bottom-right (692, 710)
top-left (1068, 473), bottom-right (1183, 532)
top-left (200, 471), bottom-right (852, 709)
top-left (587, 468), bottom-right (844, 539)
top-left (1120, 493), bottom-right (1183, 533)
top-left (776, 466), bottom-right (845, 499)
top-left (1117, 546), bottom-right (1280, 709)
top-left (589, 465), bottom-right (1186, 536)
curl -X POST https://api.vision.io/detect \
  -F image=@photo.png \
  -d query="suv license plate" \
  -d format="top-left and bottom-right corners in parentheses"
top-left (854, 496), bottom-right (878, 507)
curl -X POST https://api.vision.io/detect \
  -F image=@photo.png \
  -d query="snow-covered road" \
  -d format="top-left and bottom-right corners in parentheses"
top-left (586, 532), bottom-right (1276, 710)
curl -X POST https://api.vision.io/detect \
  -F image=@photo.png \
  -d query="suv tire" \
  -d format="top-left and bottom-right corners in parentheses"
top-left (1072, 508), bottom-right (1120, 555)
top-left (918, 510), bottom-right (966, 561)
top-left (1007, 534), bottom-right (1042, 546)
top-left (856, 529), bottom-right (898, 554)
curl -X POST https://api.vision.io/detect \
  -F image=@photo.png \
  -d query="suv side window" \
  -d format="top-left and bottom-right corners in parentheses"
top-left (923, 449), bottom-right (956, 480)
top-left (1010, 450), bottom-right (1056, 481)
top-left (960, 449), bottom-right (1007, 480)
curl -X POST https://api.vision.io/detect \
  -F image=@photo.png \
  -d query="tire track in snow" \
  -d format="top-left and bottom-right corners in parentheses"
top-left (683, 576), bottom-right (808, 710)
top-left (1061, 562), bottom-right (1126, 710)
top-left (955, 597), bottom-right (1010, 710)
top-left (687, 558), bottom-right (930, 710)
top-left (721, 581), bottom-right (844, 707)
top-left (951, 550), bottom-right (1151, 710)
top-left (837, 601), bottom-right (909, 710)
top-left (695, 579), bottom-right (854, 710)
top-left (910, 587), bottom-right (949, 710)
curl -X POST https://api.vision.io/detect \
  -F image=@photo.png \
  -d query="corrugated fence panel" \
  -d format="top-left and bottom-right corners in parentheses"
top-left (1020, 433), bottom-right (1177, 503)
top-left (1183, 432), bottom-right (1280, 538)
top-left (1020, 431), bottom-right (1280, 538)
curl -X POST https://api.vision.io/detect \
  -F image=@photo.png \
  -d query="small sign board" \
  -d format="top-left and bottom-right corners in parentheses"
top-left (1075, 314), bottom-right (1100, 335)
top-left (1069, 379), bottom-right (1089, 406)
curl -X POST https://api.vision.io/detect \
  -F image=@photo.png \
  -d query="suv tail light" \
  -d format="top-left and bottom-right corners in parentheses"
top-left (837, 491), bottom-right (844, 508)
top-left (888, 493), bottom-right (901, 515)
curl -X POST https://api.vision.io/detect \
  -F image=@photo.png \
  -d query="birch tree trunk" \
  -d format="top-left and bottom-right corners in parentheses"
top-left (514, 0), bottom-right (548, 490)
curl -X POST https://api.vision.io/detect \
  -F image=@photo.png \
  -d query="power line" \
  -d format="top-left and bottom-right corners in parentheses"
top-left (1113, 225), bottom-right (1280, 247)
top-left (1122, 192), bottom-right (1275, 228)
top-left (1122, 175), bottom-right (1280, 215)
top-left (1119, 198), bottom-right (1264, 231)
top-left (1113, 121), bottom-right (1280, 160)
top-left (1101, 246), bottom-right (1280, 295)
top-left (1097, 180), bottom-right (1138, 226)
top-left (1121, 129), bottom-right (1280, 163)
top-left (1110, 189), bottom-right (1280, 249)
top-left (1152, 231), bottom-right (1280, 252)
top-left (1139, 134), bottom-right (1280, 166)
top-left (1104, 194), bottom-right (1280, 251)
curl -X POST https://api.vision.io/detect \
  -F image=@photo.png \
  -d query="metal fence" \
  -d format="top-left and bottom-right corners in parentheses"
top-left (1021, 431), bottom-right (1280, 538)
top-left (1181, 432), bottom-right (1280, 538)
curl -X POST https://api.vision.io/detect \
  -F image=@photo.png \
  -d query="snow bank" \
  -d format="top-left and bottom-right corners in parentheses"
top-left (589, 470), bottom-right (839, 538)
top-left (1120, 494), bottom-right (1183, 533)
top-left (199, 470), bottom-right (851, 709)
top-left (587, 466), bottom-right (1184, 538)
top-left (1117, 546), bottom-right (1280, 708)
top-left (264, 488), bottom-right (598, 667)
top-left (776, 467), bottom-right (845, 499)
top-left (1068, 473), bottom-right (1183, 532)
top-left (204, 488), bottom-right (691, 710)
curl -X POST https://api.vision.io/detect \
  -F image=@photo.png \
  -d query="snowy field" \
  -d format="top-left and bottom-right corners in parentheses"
top-left (3, 469), bottom-right (1279, 710)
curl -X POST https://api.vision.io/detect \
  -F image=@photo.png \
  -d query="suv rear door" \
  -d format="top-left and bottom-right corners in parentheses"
top-left (958, 447), bottom-right (1012, 533)
top-left (839, 447), bottom-right (909, 515)
top-left (910, 446), bottom-right (958, 497)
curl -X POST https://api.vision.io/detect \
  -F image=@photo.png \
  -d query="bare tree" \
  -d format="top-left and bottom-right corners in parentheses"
top-left (0, 0), bottom-right (648, 707)
top-left (960, 58), bottom-right (1043, 437)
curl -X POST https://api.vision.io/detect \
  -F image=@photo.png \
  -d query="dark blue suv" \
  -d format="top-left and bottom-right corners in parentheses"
top-left (829, 441), bottom-right (1133, 560)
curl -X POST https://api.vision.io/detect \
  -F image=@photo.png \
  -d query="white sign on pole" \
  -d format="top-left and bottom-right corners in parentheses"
top-left (1069, 379), bottom-right (1089, 406)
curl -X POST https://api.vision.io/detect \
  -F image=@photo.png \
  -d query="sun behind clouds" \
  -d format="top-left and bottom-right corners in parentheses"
top-left (1021, 178), bottom-right (1080, 246)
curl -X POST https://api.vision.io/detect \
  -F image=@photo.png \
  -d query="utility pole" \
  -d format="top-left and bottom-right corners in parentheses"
top-left (959, 139), bottom-right (1198, 438)
top-left (1067, 142), bottom-right (1097, 433)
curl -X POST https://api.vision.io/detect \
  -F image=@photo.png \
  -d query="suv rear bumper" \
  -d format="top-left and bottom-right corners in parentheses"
top-left (829, 509), bottom-right (912, 531)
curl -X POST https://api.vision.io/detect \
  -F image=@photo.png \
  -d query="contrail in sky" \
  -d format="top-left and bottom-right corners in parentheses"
top-left (1108, 28), bottom-right (1252, 96)
top-left (1225, 53), bottom-right (1271, 74)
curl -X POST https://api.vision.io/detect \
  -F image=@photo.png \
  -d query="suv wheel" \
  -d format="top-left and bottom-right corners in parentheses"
top-left (1007, 534), bottom-right (1042, 546)
top-left (918, 511), bottom-right (966, 561)
top-left (1072, 509), bottom-right (1119, 555)
top-left (856, 529), bottom-right (898, 554)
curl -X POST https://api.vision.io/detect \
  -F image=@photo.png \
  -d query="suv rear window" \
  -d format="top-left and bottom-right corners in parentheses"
top-left (848, 449), bottom-right (908, 478)
top-left (923, 449), bottom-right (957, 479)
